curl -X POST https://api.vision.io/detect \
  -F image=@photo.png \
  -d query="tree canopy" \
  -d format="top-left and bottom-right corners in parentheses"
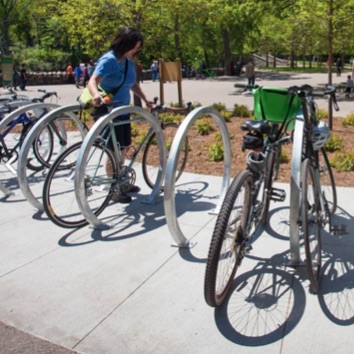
top-left (1, 0), bottom-right (354, 74)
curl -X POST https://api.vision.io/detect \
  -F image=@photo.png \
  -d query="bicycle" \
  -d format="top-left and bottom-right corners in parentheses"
top-left (0, 90), bottom-right (59, 175)
top-left (204, 86), bottom-right (302, 307)
top-left (42, 100), bottom-right (191, 229)
top-left (288, 84), bottom-right (339, 293)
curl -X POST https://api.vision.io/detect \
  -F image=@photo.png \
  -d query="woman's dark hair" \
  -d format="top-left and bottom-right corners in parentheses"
top-left (110, 27), bottom-right (144, 59)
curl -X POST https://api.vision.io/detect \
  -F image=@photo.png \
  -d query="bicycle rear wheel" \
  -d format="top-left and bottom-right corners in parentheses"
top-left (43, 141), bottom-right (116, 228)
top-left (27, 125), bottom-right (54, 171)
top-left (204, 170), bottom-right (252, 307)
top-left (301, 158), bottom-right (322, 293)
top-left (142, 122), bottom-right (188, 189)
top-left (317, 147), bottom-right (336, 214)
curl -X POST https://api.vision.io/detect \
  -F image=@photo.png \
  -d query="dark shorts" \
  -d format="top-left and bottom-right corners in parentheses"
top-left (102, 113), bottom-right (131, 150)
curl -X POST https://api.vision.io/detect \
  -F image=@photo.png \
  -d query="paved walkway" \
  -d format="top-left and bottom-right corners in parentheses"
top-left (1, 72), bottom-right (354, 353)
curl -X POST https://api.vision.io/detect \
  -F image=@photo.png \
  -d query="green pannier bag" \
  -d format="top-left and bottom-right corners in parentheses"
top-left (252, 87), bottom-right (301, 131)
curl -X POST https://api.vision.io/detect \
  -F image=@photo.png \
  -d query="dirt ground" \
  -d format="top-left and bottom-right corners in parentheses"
top-left (181, 115), bottom-right (354, 187)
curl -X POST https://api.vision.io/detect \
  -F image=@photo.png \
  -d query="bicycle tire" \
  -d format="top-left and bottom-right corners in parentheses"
top-left (142, 122), bottom-right (188, 189)
top-left (204, 170), bottom-right (253, 307)
top-left (301, 158), bottom-right (322, 293)
top-left (26, 125), bottom-right (54, 171)
top-left (43, 141), bottom-right (117, 228)
top-left (317, 147), bottom-right (337, 214)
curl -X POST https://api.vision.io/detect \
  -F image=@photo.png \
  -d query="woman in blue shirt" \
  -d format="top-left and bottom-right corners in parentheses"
top-left (88, 27), bottom-right (153, 203)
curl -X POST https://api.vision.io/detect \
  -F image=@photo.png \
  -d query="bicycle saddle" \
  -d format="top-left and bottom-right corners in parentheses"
top-left (241, 120), bottom-right (271, 135)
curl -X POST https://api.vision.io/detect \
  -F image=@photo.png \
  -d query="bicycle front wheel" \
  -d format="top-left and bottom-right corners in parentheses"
top-left (43, 141), bottom-right (117, 228)
top-left (301, 158), bottom-right (322, 293)
top-left (204, 170), bottom-right (253, 307)
top-left (142, 122), bottom-right (188, 189)
top-left (317, 147), bottom-right (337, 214)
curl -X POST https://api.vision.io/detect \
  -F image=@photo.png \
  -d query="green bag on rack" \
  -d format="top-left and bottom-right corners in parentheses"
top-left (253, 87), bottom-right (301, 131)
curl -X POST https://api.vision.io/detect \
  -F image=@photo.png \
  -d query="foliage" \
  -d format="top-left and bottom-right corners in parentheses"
top-left (195, 118), bottom-right (214, 135)
top-left (316, 108), bottom-right (328, 120)
top-left (280, 149), bottom-right (290, 164)
top-left (208, 143), bottom-right (224, 162)
top-left (233, 104), bottom-right (252, 118)
top-left (324, 135), bottom-right (344, 152)
top-left (3, 0), bottom-right (354, 73)
top-left (220, 110), bottom-right (233, 122)
top-left (210, 102), bottom-right (226, 112)
top-left (342, 112), bottom-right (354, 126)
top-left (330, 151), bottom-right (354, 172)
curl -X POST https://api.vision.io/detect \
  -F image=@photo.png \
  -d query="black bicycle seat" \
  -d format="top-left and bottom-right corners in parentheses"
top-left (241, 120), bottom-right (271, 135)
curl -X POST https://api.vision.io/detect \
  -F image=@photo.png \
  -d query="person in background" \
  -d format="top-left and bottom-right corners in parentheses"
top-left (245, 58), bottom-right (256, 86)
top-left (83, 63), bottom-right (90, 87)
top-left (19, 64), bottom-right (27, 91)
top-left (66, 63), bottom-right (74, 84)
top-left (336, 58), bottom-right (342, 77)
top-left (74, 64), bottom-right (82, 88)
top-left (12, 67), bottom-right (19, 90)
top-left (151, 60), bottom-right (158, 82)
top-left (345, 74), bottom-right (353, 98)
top-left (88, 26), bottom-right (153, 203)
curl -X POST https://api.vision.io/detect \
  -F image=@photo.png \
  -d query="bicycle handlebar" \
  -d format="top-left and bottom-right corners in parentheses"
top-left (32, 90), bottom-right (58, 102)
top-left (288, 84), bottom-right (339, 112)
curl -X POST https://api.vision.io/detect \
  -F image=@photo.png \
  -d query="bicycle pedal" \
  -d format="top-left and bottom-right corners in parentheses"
top-left (270, 187), bottom-right (286, 202)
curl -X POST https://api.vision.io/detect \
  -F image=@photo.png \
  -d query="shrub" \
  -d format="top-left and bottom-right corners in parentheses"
top-left (208, 143), bottom-right (224, 162)
top-left (211, 102), bottom-right (226, 112)
top-left (330, 151), bottom-right (354, 171)
top-left (316, 108), bottom-right (328, 120)
top-left (342, 112), bottom-right (354, 126)
top-left (195, 118), bottom-right (214, 135)
top-left (220, 110), bottom-right (233, 122)
top-left (160, 112), bottom-right (175, 123)
top-left (324, 135), bottom-right (344, 152)
top-left (280, 149), bottom-right (290, 164)
top-left (233, 104), bottom-right (251, 118)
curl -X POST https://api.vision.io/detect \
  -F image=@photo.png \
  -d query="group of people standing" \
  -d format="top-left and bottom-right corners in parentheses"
top-left (66, 61), bottom-right (95, 88)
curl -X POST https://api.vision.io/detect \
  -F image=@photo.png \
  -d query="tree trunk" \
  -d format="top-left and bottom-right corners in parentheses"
top-left (222, 29), bottom-right (232, 75)
top-left (328, 0), bottom-right (333, 130)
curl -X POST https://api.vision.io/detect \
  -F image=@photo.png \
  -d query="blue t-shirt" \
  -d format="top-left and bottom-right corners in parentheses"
top-left (94, 50), bottom-right (136, 106)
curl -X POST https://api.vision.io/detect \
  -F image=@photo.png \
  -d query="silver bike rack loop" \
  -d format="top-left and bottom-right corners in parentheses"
top-left (75, 105), bottom-right (167, 230)
top-left (289, 111), bottom-right (305, 265)
top-left (17, 104), bottom-right (86, 211)
top-left (163, 106), bottom-right (232, 247)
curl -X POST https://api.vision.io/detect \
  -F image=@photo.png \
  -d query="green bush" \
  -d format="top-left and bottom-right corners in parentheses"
top-left (342, 112), bottom-right (354, 126)
top-left (208, 143), bottom-right (224, 162)
top-left (324, 135), bottom-right (344, 152)
top-left (330, 151), bottom-right (354, 171)
top-left (160, 112), bottom-right (175, 123)
top-left (280, 149), bottom-right (290, 164)
top-left (232, 104), bottom-right (251, 118)
top-left (195, 118), bottom-right (214, 135)
top-left (211, 102), bottom-right (226, 112)
top-left (316, 108), bottom-right (328, 120)
top-left (220, 110), bottom-right (233, 122)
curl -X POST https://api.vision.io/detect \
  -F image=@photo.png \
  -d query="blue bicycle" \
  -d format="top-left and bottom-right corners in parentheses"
top-left (0, 90), bottom-right (58, 172)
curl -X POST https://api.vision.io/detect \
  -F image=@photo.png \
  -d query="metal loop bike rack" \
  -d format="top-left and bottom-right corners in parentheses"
top-left (290, 112), bottom-right (305, 265)
top-left (17, 104), bottom-right (86, 210)
top-left (74, 105), bottom-right (167, 230)
top-left (163, 106), bottom-right (232, 247)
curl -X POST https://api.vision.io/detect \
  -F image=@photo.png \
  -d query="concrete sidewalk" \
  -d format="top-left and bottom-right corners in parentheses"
top-left (1, 71), bottom-right (354, 353)
top-left (1, 168), bottom-right (354, 353)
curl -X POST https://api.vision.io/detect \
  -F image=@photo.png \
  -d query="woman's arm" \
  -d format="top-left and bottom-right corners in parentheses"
top-left (131, 83), bottom-right (153, 107)
top-left (88, 74), bottom-right (104, 107)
